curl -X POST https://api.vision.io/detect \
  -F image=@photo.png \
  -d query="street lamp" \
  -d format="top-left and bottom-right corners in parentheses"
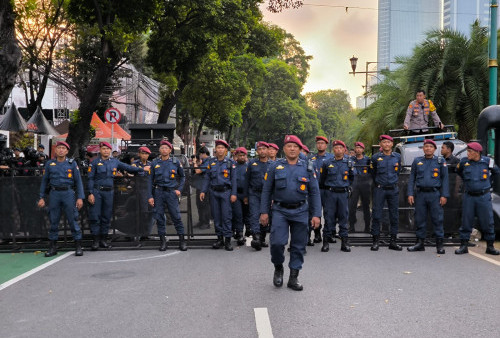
top-left (348, 56), bottom-right (388, 108)
top-left (350, 55), bottom-right (358, 74)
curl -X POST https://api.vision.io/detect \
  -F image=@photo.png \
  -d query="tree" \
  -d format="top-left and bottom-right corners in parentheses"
top-left (267, 0), bottom-right (303, 13)
top-left (0, 0), bottom-right (22, 109)
top-left (279, 33), bottom-right (312, 86)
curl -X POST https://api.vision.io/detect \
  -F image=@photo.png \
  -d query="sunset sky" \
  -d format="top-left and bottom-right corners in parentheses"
top-left (262, 0), bottom-right (379, 107)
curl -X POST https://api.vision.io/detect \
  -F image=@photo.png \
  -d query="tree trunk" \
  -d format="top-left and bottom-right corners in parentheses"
top-left (0, 0), bottom-right (22, 108)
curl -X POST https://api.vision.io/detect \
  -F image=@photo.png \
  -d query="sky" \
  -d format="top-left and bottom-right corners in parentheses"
top-left (261, 0), bottom-right (379, 107)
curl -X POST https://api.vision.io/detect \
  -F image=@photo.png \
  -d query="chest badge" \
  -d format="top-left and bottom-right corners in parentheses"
top-left (377, 158), bottom-right (383, 161)
top-left (97, 162), bottom-right (104, 166)
top-left (417, 162), bottom-right (423, 165)
top-left (276, 165), bottom-right (284, 170)
top-left (300, 184), bottom-right (306, 191)
top-left (155, 164), bottom-right (160, 168)
top-left (328, 164), bottom-right (334, 168)
top-left (252, 162), bottom-right (258, 166)
top-left (464, 162), bottom-right (470, 166)
top-left (223, 169), bottom-right (228, 178)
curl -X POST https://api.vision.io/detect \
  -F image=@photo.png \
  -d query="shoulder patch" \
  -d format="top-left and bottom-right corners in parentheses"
top-left (276, 165), bottom-right (284, 170)
top-left (464, 162), bottom-right (470, 166)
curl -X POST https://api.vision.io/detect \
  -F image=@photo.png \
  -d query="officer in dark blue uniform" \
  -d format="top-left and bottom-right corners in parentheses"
top-left (319, 140), bottom-right (354, 252)
top-left (87, 141), bottom-right (147, 250)
top-left (260, 135), bottom-right (321, 291)
top-left (193, 147), bottom-right (212, 229)
top-left (231, 147), bottom-right (249, 246)
top-left (200, 139), bottom-right (237, 251)
top-left (348, 142), bottom-right (372, 233)
top-left (246, 141), bottom-right (271, 251)
top-left (455, 142), bottom-right (500, 255)
top-left (131, 147), bottom-right (154, 238)
top-left (407, 139), bottom-right (449, 254)
top-left (38, 141), bottom-right (84, 257)
top-left (131, 147), bottom-right (152, 175)
top-left (311, 136), bottom-right (334, 244)
top-left (148, 140), bottom-right (187, 251)
top-left (370, 135), bottom-right (402, 251)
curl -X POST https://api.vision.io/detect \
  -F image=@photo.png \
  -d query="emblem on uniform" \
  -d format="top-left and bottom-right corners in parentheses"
top-left (50, 162), bottom-right (56, 166)
top-left (363, 168), bottom-right (367, 174)
top-left (464, 162), bottom-right (470, 166)
top-left (377, 158), bottom-right (383, 161)
top-left (132, 164), bottom-right (136, 167)
top-left (417, 162), bottom-right (423, 165)
top-left (328, 164), bottom-right (334, 168)
top-left (155, 164), bottom-right (160, 168)
top-left (264, 173), bottom-right (268, 180)
top-left (483, 168), bottom-right (488, 179)
top-left (211, 162), bottom-right (216, 166)
top-left (112, 168), bottom-right (117, 176)
top-left (88, 167), bottom-right (92, 173)
top-left (223, 169), bottom-right (228, 178)
top-left (68, 169), bottom-right (72, 178)
top-left (97, 162), bottom-right (103, 166)
top-left (300, 184), bottom-right (306, 191)
top-left (312, 157), bottom-right (316, 160)
top-left (252, 162), bottom-right (258, 166)
top-left (276, 165), bottom-right (284, 170)
top-left (171, 169), bottom-right (176, 178)
top-left (301, 177), bottom-right (307, 182)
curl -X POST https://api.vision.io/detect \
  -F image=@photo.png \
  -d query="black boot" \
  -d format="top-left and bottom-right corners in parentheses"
top-left (45, 240), bottom-right (57, 257)
top-left (273, 264), bottom-right (284, 287)
top-left (327, 235), bottom-right (337, 243)
top-left (388, 235), bottom-right (402, 251)
top-left (260, 231), bottom-right (269, 247)
top-left (486, 240), bottom-right (500, 255)
top-left (321, 237), bottom-right (329, 252)
top-left (341, 237), bottom-right (351, 252)
top-left (75, 241), bottom-right (83, 256)
top-left (251, 233), bottom-right (262, 251)
top-left (236, 232), bottom-right (246, 246)
top-left (224, 237), bottom-right (233, 251)
top-left (436, 238), bottom-right (445, 254)
top-left (371, 235), bottom-right (379, 251)
top-left (287, 269), bottom-right (303, 291)
top-left (99, 236), bottom-right (111, 249)
top-left (313, 228), bottom-right (322, 243)
top-left (91, 235), bottom-right (99, 251)
top-left (159, 235), bottom-right (168, 251)
top-left (455, 239), bottom-right (469, 254)
top-left (407, 238), bottom-right (425, 252)
top-left (178, 235), bottom-right (187, 251)
top-left (212, 236), bottom-right (224, 249)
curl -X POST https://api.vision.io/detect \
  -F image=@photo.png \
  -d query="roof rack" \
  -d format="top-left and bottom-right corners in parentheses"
top-left (388, 125), bottom-right (457, 144)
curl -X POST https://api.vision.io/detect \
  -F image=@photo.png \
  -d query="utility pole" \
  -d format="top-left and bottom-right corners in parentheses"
top-left (488, 0), bottom-right (498, 155)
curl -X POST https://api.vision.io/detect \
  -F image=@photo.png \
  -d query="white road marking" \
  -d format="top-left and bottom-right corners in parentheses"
top-left (81, 251), bottom-right (180, 264)
top-left (0, 251), bottom-right (72, 292)
top-left (468, 250), bottom-right (500, 267)
top-left (254, 307), bottom-right (274, 338)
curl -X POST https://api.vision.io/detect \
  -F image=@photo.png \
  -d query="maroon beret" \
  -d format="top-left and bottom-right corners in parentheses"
top-left (302, 145), bottom-right (310, 153)
top-left (423, 139), bottom-right (437, 148)
top-left (379, 135), bottom-right (393, 142)
top-left (332, 140), bottom-right (346, 149)
top-left (234, 147), bottom-right (248, 155)
top-left (160, 140), bottom-right (173, 149)
top-left (283, 135), bottom-right (302, 148)
top-left (315, 136), bottom-right (329, 144)
top-left (56, 141), bottom-right (70, 150)
top-left (99, 141), bottom-right (112, 149)
top-left (268, 143), bottom-right (279, 151)
top-left (138, 146), bottom-right (151, 154)
top-left (215, 139), bottom-right (229, 149)
top-left (467, 142), bottom-right (482, 152)
top-left (256, 141), bottom-right (269, 148)
top-left (354, 142), bottom-right (365, 149)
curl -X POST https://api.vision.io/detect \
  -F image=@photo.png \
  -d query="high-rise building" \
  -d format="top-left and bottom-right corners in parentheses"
top-left (443, 0), bottom-right (492, 35)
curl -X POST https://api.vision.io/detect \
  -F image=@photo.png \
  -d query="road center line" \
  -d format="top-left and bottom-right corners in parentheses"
top-left (254, 307), bottom-right (274, 338)
top-left (81, 251), bottom-right (181, 264)
top-left (468, 250), bottom-right (500, 266)
top-left (0, 251), bottom-right (72, 292)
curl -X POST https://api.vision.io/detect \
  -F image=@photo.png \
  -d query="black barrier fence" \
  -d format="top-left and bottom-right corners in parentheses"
top-left (0, 168), bottom-right (465, 250)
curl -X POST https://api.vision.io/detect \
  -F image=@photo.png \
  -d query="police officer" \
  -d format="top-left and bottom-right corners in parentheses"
top-left (319, 140), bottom-right (354, 252)
top-left (87, 142), bottom-right (147, 250)
top-left (441, 141), bottom-right (459, 172)
top-left (311, 136), bottom-right (333, 244)
top-left (455, 142), bottom-right (500, 255)
top-left (348, 142), bottom-right (371, 233)
top-left (200, 140), bottom-right (237, 251)
top-left (407, 139), bottom-right (449, 254)
top-left (193, 147), bottom-right (212, 229)
top-left (232, 147), bottom-right (249, 246)
top-left (370, 135), bottom-right (402, 251)
top-left (148, 140), bottom-right (187, 251)
top-left (260, 135), bottom-right (321, 291)
top-left (268, 143), bottom-right (279, 161)
top-left (38, 141), bottom-right (84, 257)
top-left (131, 147), bottom-right (153, 237)
top-left (404, 90), bottom-right (443, 132)
top-left (246, 141), bottom-right (271, 250)
top-left (132, 147), bottom-right (152, 174)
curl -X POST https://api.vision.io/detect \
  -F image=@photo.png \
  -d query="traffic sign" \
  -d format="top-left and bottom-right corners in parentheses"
top-left (104, 107), bottom-right (122, 124)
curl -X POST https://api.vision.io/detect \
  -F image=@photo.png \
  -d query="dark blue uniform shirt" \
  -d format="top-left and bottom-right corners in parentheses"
top-left (202, 157), bottom-right (237, 195)
top-left (407, 155), bottom-right (449, 197)
top-left (148, 156), bottom-right (185, 198)
top-left (311, 152), bottom-right (333, 178)
top-left (132, 159), bottom-right (151, 176)
top-left (351, 155), bottom-right (371, 177)
top-left (40, 158), bottom-right (84, 199)
top-left (235, 161), bottom-right (248, 198)
top-left (88, 156), bottom-right (143, 194)
top-left (370, 152), bottom-right (402, 186)
top-left (320, 156), bottom-right (354, 188)
top-left (246, 158), bottom-right (270, 193)
top-left (457, 156), bottom-right (500, 192)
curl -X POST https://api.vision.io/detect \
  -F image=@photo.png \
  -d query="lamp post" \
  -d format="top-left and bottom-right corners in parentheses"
top-left (349, 56), bottom-right (390, 108)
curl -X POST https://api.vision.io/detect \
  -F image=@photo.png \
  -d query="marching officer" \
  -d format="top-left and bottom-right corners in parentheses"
top-left (370, 135), bottom-right (403, 251)
top-left (268, 143), bottom-right (279, 161)
top-left (200, 140), bottom-right (237, 251)
top-left (260, 135), bottom-right (321, 291)
top-left (311, 136), bottom-right (333, 244)
top-left (38, 141), bottom-right (84, 257)
top-left (404, 90), bottom-right (443, 132)
top-left (407, 139), bottom-right (449, 254)
top-left (87, 142), bottom-right (147, 250)
top-left (246, 141), bottom-right (271, 250)
top-left (148, 140), bottom-right (187, 251)
top-left (455, 142), bottom-right (500, 255)
top-left (232, 147), bottom-right (249, 246)
top-left (319, 140), bottom-right (354, 252)
top-left (348, 142), bottom-right (372, 233)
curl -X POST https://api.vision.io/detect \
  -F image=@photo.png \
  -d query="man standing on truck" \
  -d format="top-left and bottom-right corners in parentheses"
top-left (404, 90), bottom-right (443, 133)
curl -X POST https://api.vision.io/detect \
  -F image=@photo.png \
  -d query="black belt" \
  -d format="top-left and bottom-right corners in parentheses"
top-left (276, 201), bottom-right (306, 209)
top-left (467, 189), bottom-right (490, 196)
top-left (376, 184), bottom-right (396, 190)
top-left (326, 186), bottom-right (348, 193)
top-left (417, 187), bottom-right (439, 192)
top-left (97, 186), bottom-right (113, 191)
top-left (156, 186), bottom-right (174, 191)
top-left (51, 186), bottom-right (71, 191)
top-left (212, 185), bottom-right (230, 192)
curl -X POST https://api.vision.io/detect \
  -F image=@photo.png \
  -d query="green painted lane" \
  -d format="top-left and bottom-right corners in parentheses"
top-left (0, 251), bottom-right (64, 284)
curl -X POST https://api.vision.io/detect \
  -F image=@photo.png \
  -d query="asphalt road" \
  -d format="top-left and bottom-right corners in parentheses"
top-left (1, 242), bottom-right (499, 338)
